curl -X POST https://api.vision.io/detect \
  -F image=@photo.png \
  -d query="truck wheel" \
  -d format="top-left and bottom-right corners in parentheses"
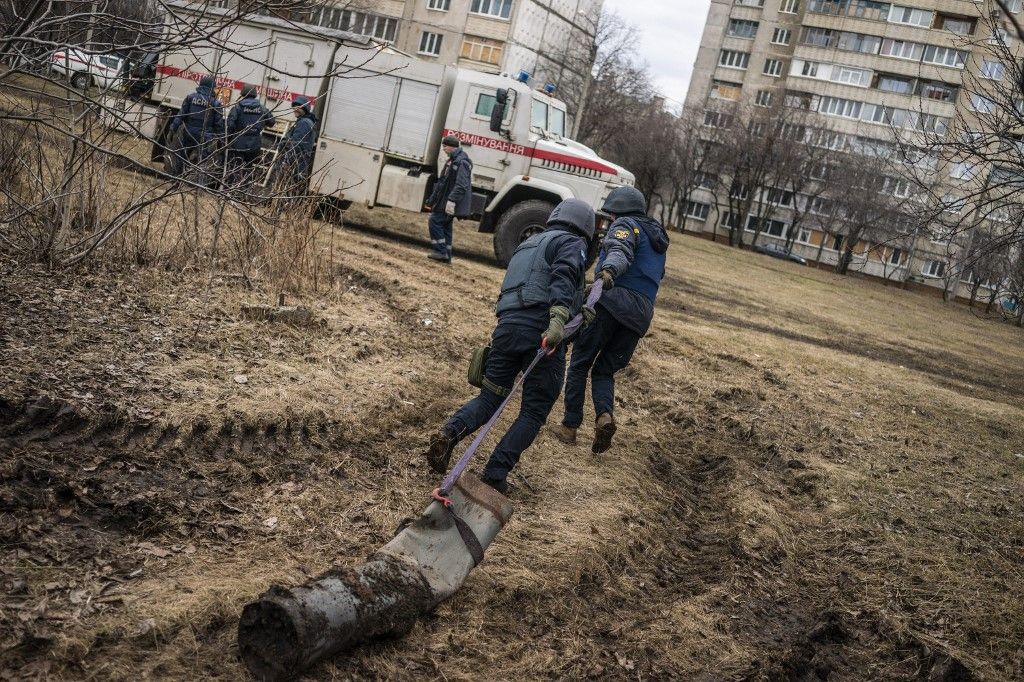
top-left (493, 199), bottom-right (554, 267)
top-left (71, 72), bottom-right (91, 90)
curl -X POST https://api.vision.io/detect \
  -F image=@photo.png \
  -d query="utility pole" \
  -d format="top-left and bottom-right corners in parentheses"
top-left (570, 6), bottom-right (598, 139)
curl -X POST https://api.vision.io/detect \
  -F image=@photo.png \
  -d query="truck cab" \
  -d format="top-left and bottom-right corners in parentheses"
top-left (442, 71), bottom-right (634, 264)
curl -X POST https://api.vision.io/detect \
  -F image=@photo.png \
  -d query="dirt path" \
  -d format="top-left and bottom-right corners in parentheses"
top-left (2, 214), bottom-right (1023, 680)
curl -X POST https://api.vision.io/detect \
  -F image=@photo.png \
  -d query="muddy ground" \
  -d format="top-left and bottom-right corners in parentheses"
top-left (1, 204), bottom-right (1023, 681)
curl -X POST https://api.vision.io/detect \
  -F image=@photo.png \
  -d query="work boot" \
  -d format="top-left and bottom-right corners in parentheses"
top-left (425, 426), bottom-right (458, 473)
top-left (549, 423), bottom-right (578, 445)
top-left (591, 413), bottom-right (617, 454)
top-left (427, 252), bottom-right (451, 264)
top-left (479, 473), bottom-right (509, 495)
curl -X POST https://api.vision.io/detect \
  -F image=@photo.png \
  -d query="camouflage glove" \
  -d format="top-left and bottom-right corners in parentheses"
top-left (582, 305), bottom-right (597, 328)
top-left (543, 305), bottom-right (570, 349)
top-left (598, 269), bottom-right (614, 290)
top-left (445, 200), bottom-right (456, 216)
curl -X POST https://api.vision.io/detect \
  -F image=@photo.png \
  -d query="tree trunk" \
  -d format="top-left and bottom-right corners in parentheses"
top-left (969, 281), bottom-right (981, 307)
top-left (985, 288), bottom-right (998, 314)
top-left (836, 245), bottom-right (854, 275)
top-left (815, 238), bottom-right (826, 265)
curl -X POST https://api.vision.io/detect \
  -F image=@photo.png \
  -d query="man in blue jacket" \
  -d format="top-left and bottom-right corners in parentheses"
top-left (225, 84), bottom-right (274, 188)
top-left (550, 186), bottom-right (669, 454)
top-left (424, 135), bottom-right (473, 263)
top-left (424, 198), bottom-right (596, 493)
top-left (169, 75), bottom-right (223, 185)
top-left (275, 95), bottom-right (318, 191)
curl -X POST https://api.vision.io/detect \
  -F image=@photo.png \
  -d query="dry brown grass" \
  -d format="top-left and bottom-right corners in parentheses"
top-left (2, 140), bottom-right (1023, 680)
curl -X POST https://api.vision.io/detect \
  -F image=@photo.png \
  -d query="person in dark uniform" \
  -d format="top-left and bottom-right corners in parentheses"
top-left (549, 186), bottom-right (669, 454)
top-left (168, 74), bottom-right (223, 186)
top-left (424, 198), bottom-right (596, 493)
top-left (225, 84), bottom-right (274, 189)
top-left (274, 95), bottom-right (318, 192)
top-left (424, 134), bottom-right (473, 263)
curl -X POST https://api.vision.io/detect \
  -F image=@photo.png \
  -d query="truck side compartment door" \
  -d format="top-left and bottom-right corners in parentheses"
top-left (266, 36), bottom-right (314, 115)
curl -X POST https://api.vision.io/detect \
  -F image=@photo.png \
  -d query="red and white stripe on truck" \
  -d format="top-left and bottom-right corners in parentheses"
top-left (155, 64), bottom-right (315, 104)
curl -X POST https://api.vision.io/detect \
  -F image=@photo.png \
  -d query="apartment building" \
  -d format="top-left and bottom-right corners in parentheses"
top-left (682, 0), bottom-right (1016, 298)
top-left (305, 0), bottom-right (601, 96)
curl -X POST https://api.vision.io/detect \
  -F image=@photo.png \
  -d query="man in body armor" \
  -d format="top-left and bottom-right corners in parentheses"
top-left (425, 198), bottom-right (596, 494)
top-left (550, 186), bottom-right (669, 454)
top-left (169, 75), bottom-right (223, 186)
top-left (225, 84), bottom-right (274, 189)
top-left (274, 95), bottom-right (318, 192)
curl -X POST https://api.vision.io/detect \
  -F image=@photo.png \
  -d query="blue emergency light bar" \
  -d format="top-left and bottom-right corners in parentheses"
top-left (516, 70), bottom-right (531, 83)
top-left (543, 83), bottom-right (556, 94)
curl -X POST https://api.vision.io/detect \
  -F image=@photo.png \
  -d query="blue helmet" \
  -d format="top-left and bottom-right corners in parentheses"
top-left (199, 75), bottom-right (215, 90)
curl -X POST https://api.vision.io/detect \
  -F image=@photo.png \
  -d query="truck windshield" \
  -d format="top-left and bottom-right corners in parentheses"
top-left (531, 98), bottom-right (566, 137)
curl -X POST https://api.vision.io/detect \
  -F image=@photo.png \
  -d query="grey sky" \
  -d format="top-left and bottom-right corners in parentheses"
top-left (603, 0), bottom-right (711, 111)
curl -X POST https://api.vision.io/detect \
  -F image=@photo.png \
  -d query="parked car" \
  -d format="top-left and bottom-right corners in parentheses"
top-left (754, 242), bottom-right (808, 265)
top-left (50, 48), bottom-right (127, 90)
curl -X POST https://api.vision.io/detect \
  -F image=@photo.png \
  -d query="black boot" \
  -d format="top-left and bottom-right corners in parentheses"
top-left (479, 473), bottom-right (509, 495)
top-left (425, 426), bottom-right (459, 474)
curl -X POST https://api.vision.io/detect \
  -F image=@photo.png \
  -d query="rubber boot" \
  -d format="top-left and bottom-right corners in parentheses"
top-left (592, 413), bottom-right (617, 454)
top-left (480, 473), bottom-right (509, 495)
top-left (426, 427), bottom-right (458, 473)
top-left (548, 424), bottom-right (578, 445)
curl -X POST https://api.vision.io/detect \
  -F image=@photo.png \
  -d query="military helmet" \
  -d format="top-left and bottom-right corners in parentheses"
top-left (547, 198), bottom-right (596, 241)
top-left (601, 186), bottom-right (647, 216)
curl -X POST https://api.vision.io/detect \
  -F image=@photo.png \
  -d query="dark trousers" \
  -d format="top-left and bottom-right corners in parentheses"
top-left (173, 129), bottom-right (214, 185)
top-left (562, 306), bottom-right (641, 428)
top-left (228, 147), bottom-right (261, 188)
top-left (446, 322), bottom-right (566, 482)
top-left (428, 210), bottom-right (453, 258)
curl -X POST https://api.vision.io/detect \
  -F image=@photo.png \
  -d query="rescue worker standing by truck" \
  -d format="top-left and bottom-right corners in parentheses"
top-left (424, 134), bottom-right (472, 264)
top-left (168, 75), bottom-right (223, 186)
top-left (225, 84), bottom-right (274, 189)
top-left (550, 186), bottom-right (669, 455)
top-left (274, 95), bottom-right (318, 192)
top-left (424, 198), bottom-right (596, 494)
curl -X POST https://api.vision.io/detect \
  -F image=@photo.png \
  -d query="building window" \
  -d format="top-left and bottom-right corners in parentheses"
top-left (917, 79), bottom-right (957, 102)
top-left (800, 27), bottom-right (833, 47)
top-left (720, 211), bottom-right (739, 228)
top-left (419, 31), bottom-right (443, 55)
top-left (877, 73), bottom-right (913, 93)
top-left (427, 0), bottom-right (450, 9)
top-left (755, 89), bottom-right (773, 106)
top-left (936, 14), bottom-right (975, 35)
top-left (981, 59), bottom-right (1005, 80)
top-left (796, 228), bottom-right (812, 244)
top-left (475, 93), bottom-right (497, 116)
top-left (971, 94), bottom-right (994, 113)
top-left (922, 45), bottom-right (967, 68)
top-left (950, 160), bottom-right (977, 180)
top-left (763, 58), bottom-right (784, 76)
top-left (881, 176), bottom-right (910, 197)
top-left (922, 260), bottom-right (946, 278)
top-left (833, 65), bottom-right (871, 85)
top-left (837, 31), bottom-right (881, 54)
top-left (850, 0), bottom-right (891, 20)
top-left (800, 60), bottom-right (820, 77)
top-left (746, 215), bottom-right (789, 237)
top-left (470, 0), bottom-right (513, 19)
top-left (460, 36), bottom-right (504, 65)
top-left (711, 80), bottom-right (743, 100)
top-left (771, 28), bottom-right (791, 44)
top-left (719, 49), bottom-right (750, 69)
top-left (990, 27), bottom-right (1010, 45)
top-left (880, 38), bottom-right (923, 60)
top-left (703, 110), bottom-right (733, 128)
top-left (728, 18), bottom-right (760, 38)
top-left (780, 0), bottom-right (799, 12)
top-left (818, 95), bottom-right (862, 119)
top-left (735, 0), bottom-right (765, 7)
top-left (322, 10), bottom-right (399, 42)
top-left (888, 5), bottom-right (932, 26)
top-left (684, 201), bottom-right (711, 220)
top-left (888, 248), bottom-right (903, 265)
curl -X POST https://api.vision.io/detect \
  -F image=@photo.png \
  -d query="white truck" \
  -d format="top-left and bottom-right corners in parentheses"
top-left (134, 4), bottom-right (634, 264)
